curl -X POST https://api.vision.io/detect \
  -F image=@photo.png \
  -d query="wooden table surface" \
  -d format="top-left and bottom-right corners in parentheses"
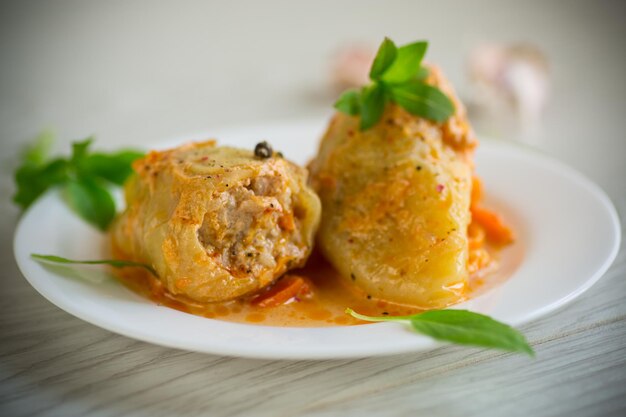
top-left (1, 1), bottom-right (625, 416)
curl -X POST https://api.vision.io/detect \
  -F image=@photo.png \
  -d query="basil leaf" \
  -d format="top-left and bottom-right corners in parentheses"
top-left (78, 151), bottom-right (144, 185)
top-left (32, 254), bottom-right (157, 276)
top-left (23, 130), bottom-right (54, 167)
top-left (382, 41), bottom-right (428, 84)
top-left (333, 37), bottom-right (455, 128)
top-left (359, 83), bottom-right (386, 130)
top-left (12, 134), bottom-right (142, 231)
top-left (414, 66), bottom-right (429, 81)
top-left (346, 308), bottom-right (534, 356)
top-left (369, 37), bottom-right (397, 80)
top-left (64, 176), bottom-right (116, 231)
top-left (71, 137), bottom-right (94, 164)
top-left (410, 310), bottom-right (534, 355)
top-left (334, 89), bottom-right (361, 116)
top-left (13, 158), bottom-right (70, 210)
top-left (390, 80), bottom-right (455, 122)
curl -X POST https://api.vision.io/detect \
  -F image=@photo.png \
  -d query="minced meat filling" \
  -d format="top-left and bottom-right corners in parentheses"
top-left (197, 177), bottom-right (305, 277)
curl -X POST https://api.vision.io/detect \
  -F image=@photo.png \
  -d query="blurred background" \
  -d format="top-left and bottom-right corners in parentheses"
top-left (1, 0), bottom-right (625, 204)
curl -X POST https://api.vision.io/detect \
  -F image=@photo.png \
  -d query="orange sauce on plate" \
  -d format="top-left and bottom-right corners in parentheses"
top-left (114, 251), bottom-right (423, 327)
top-left (112, 242), bottom-right (519, 327)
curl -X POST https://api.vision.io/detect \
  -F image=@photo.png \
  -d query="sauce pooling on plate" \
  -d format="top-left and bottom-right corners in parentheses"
top-left (113, 250), bottom-right (421, 327)
top-left (112, 245), bottom-right (519, 327)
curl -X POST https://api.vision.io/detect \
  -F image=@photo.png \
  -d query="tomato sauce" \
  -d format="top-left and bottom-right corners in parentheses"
top-left (114, 251), bottom-right (421, 327)
top-left (112, 242), bottom-right (520, 327)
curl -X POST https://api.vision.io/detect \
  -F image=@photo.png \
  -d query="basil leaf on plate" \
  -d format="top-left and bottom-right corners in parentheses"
top-left (13, 158), bottom-right (70, 210)
top-left (22, 130), bottom-right (54, 167)
top-left (64, 176), bottom-right (116, 231)
top-left (32, 254), bottom-right (157, 276)
top-left (70, 137), bottom-right (94, 164)
top-left (78, 151), bottom-right (144, 185)
top-left (13, 132), bottom-right (144, 229)
top-left (346, 308), bottom-right (534, 356)
top-left (409, 310), bottom-right (534, 355)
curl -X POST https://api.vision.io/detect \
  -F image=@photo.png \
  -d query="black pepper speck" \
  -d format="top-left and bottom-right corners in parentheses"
top-left (254, 141), bottom-right (273, 159)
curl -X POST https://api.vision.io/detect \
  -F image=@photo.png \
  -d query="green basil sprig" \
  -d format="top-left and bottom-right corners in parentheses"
top-left (346, 308), bottom-right (534, 356)
top-left (334, 37), bottom-right (455, 130)
top-left (32, 254), bottom-right (157, 276)
top-left (13, 132), bottom-right (143, 230)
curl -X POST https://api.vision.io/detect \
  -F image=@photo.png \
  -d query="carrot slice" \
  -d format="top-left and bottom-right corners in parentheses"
top-left (471, 176), bottom-right (483, 208)
top-left (471, 206), bottom-right (515, 245)
top-left (467, 222), bottom-right (486, 250)
top-left (278, 213), bottom-right (296, 231)
top-left (251, 275), bottom-right (310, 308)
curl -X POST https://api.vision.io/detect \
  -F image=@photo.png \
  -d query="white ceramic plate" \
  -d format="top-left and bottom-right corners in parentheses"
top-left (13, 120), bottom-right (621, 359)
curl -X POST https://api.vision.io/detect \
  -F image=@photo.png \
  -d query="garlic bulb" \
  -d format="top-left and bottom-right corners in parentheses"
top-left (330, 45), bottom-right (375, 92)
top-left (468, 43), bottom-right (550, 142)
